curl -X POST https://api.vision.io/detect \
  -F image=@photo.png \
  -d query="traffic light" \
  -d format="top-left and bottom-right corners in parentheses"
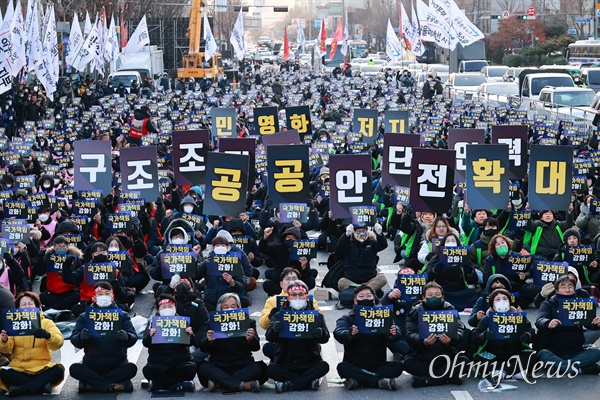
top-left (491, 15), bottom-right (501, 20)
top-left (518, 15), bottom-right (528, 20)
top-left (274, 7), bottom-right (288, 12)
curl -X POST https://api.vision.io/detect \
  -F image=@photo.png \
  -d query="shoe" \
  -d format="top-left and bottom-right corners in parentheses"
top-left (512, 372), bottom-right (526, 380)
top-left (274, 381), bottom-right (294, 393)
top-left (377, 378), bottom-right (396, 391)
top-left (42, 383), bottom-right (53, 394)
top-left (148, 380), bottom-right (156, 392)
top-left (311, 377), bottom-right (323, 391)
top-left (180, 381), bottom-right (195, 392)
top-left (344, 377), bottom-right (359, 390)
top-left (8, 386), bottom-right (28, 397)
top-left (489, 370), bottom-right (506, 384)
top-left (447, 375), bottom-right (463, 386)
top-left (78, 382), bottom-right (95, 393)
top-left (122, 380), bottom-right (134, 393)
top-left (109, 381), bottom-right (133, 393)
top-left (581, 364), bottom-right (600, 375)
top-left (207, 380), bottom-right (216, 392)
top-left (242, 380), bottom-right (260, 392)
top-left (411, 376), bottom-right (431, 388)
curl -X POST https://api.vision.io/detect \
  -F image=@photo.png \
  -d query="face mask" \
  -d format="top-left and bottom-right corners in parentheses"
top-left (496, 245), bottom-right (509, 257)
top-left (39, 213), bottom-right (50, 222)
top-left (94, 254), bottom-right (108, 262)
top-left (95, 295), bottom-right (112, 308)
top-left (6, 184), bottom-right (12, 189)
top-left (108, 246), bottom-right (120, 252)
top-left (571, 195), bottom-right (576, 202)
top-left (214, 246), bottom-right (227, 255)
top-left (494, 300), bottom-right (510, 313)
top-left (55, 247), bottom-right (68, 255)
top-left (356, 299), bottom-right (375, 307)
top-left (425, 296), bottom-right (443, 309)
top-left (512, 199), bottom-right (522, 206)
top-left (171, 238), bottom-right (186, 245)
top-left (320, 137), bottom-right (327, 142)
top-left (485, 228), bottom-right (498, 237)
top-left (68, 169), bottom-right (74, 175)
top-left (183, 205), bottom-right (194, 213)
top-left (43, 183), bottom-right (51, 189)
top-left (445, 242), bottom-right (457, 247)
top-left (159, 308), bottom-right (176, 317)
top-left (12, 247), bottom-right (19, 255)
top-left (289, 299), bottom-right (307, 310)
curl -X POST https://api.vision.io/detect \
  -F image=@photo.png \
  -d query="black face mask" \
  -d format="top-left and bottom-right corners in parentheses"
top-left (356, 299), bottom-right (375, 307)
top-left (93, 254), bottom-right (108, 262)
top-left (484, 228), bottom-right (498, 237)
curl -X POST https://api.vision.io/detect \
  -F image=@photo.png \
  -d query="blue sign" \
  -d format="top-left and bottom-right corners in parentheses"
top-left (315, 18), bottom-right (322, 28)
top-left (575, 18), bottom-right (591, 23)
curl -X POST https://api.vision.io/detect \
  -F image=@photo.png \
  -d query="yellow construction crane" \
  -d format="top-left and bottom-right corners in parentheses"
top-left (177, 0), bottom-right (223, 79)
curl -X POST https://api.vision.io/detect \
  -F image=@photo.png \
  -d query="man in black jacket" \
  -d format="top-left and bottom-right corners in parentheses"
top-left (536, 275), bottom-right (600, 374)
top-left (404, 282), bottom-right (467, 387)
top-left (266, 280), bottom-right (330, 392)
top-left (334, 284), bottom-right (403, 390)
top-left (69, 281), bottom-right (138, 393)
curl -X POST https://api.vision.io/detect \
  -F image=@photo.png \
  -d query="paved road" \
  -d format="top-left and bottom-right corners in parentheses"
top-left (23, 231), bottom-right (600, 399)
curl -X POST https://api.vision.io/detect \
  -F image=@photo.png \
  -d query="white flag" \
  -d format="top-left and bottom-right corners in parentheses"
top-left (203, 12), bottom-right (217, 62)
top-left (93, 17), bottom-right (104, 75)
top-left (230, 10), bottom-right (245, 61)
top-left (37, 4), bottom-right (56, 100)
top-left (124, 15), bottom-right (149, 53)
top-left (66, 12), bottom-right (83, 67)
top-left (72, 14), bottom-right (100, 71)
top-left (416, 0), bottom-right (453, 49)
top-left (26, 0), bottom-right (42, 72)
top-left (385, 19), bottom-right (402, 65)
top-left (340, 13), bottom-right (349, 57)
top-left (410, 2), bottom-right (425, 57)
top-left (48, 5), bottom-right (59, 83)
top-left (0, 4), bottom-right (11, 95)
top-left (104, 15), bottom-right (119, 73)
top-left (9, 0), bottom-right (27, 76)
top-left (296, 24), bottom-right (306, 52)
top-left (0, 0), bottom-right (15, 76)
top-left (24, 0), bottom-right (34, 50)
top-left (83, 11), bottom-right (91, 37)
top-left (431, 0), bottom-right (484, 47)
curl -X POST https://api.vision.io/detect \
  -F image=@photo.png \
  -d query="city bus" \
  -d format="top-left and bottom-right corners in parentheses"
top-left (566, 40), bottom-right (600, 65)
top-left (323, 39), bottom-right (369, 72)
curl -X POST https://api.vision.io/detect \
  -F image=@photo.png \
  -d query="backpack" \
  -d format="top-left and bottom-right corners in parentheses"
top-left (337, 285), bottom-right (359, 309)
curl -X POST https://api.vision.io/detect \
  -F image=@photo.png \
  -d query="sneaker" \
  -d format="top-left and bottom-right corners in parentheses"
top-left (122, 380), bottom-right (134, 393)
top-left (411, 376), bottom-right (430, 388)
top-left (275, 381), bottom-right (294, 393)
top-left (512, 372), bottom-right (526, 381)
top-left (180, 381), bottom-right (195, 392)
top-left (447, 375), bottom-right (463, 386)
top-left (377, 378), bottom-right (396, 391)
top-left (148, 380), bottom-right (156, 392)
top-left (242, 380), bottom-right (260, 392)
top-left (78, 382), bottom-right (95, 393)
top-left (206, 380), bottom-right (216, 392)
top-left (311, 377), bottom-right (323, 391)
top-left (42, 383), bottom-right (53, 394)
top-left (344, 377), bottom-right (359, 390)
top-left (8, 386), bottom-right (28, 396)
top-left (109, 381), bottom-right (133, 393)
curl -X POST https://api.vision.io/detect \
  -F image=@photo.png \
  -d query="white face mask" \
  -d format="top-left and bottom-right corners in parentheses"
top-left (159, 308), bottom-right (176, 317)
top-left (171, 237), bottom-right (186, 245)
top-left (494, 299), bottom-right (510, 313)
top-left (289, 299), bottom-right (307, 310)
top-left (95, 295), bottom-right (112, 308)
top-left (6, 184), bottom-right (12, 189)
top-left (214, 246), bottom-right (227, 255)
top-left (183, 205), bottom-right (194, 214)
top-left (512, 199), bottom-right (522, 206)
top-left (39, 213), bottom-right (50, 222)
top-left (108, 246), bottom-right (120, 252)
top-left (445, 241), bottom-right (458, 247)
top-left (43, 183), bottom-right (51, 189)
top-left (68, 169), bottom-right (74, 175)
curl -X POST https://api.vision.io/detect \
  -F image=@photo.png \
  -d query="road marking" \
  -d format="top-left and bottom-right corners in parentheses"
top-left (452, 390), bottom-right (475, 400)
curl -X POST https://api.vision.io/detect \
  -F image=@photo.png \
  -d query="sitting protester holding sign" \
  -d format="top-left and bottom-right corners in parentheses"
top-left (199, 293), bottom-right (267, 392)
top-left (142, 295), bottom-right (196, 392)
top-left (525, 208), bottom-right (573, 261)
top-left (0, 292), bottom-right (65, 397)
top-left (535, 275), bottom-right (600, 375)
top-left (468, 274), bottom-right (515, 328)
top-left (69, 281), bottom-right (138, 393)
top-left (265, 280), bottom-right (330, 392)
top-left (334, 284), bottom-right (404, 391)
top-left (423, 233), bottom-right (478, 310)
top-left (471, 288), bottom-right (536, 382)
top-left (552, 229), bottom-right (600, 286)
top-left (575, 195), bottom-right (600, 244)
top-left (404, 282), bottom-right (468, 388)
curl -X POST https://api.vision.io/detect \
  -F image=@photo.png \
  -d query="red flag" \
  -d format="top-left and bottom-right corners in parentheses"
top-left (329, 18), bottom-right (344, 60)
top-left (318, 19), bottom-right (327, 56)
top-left (283, 27), bottom-right (290, 60)
top-left (120, 17), bottom-right (128, 49)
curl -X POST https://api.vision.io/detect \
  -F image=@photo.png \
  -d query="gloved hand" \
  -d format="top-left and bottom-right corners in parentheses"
top-left (64, 256), bottom-right (75, 270)
top-left (346, 224), bottom-right (354, 237)
top-left (373, 223), bottom-right (383, 236)
top-left (514, 230), bottom-right (526, 241)
top-left (269, 307), bottom-right (279, 318)
top-left (264, 198), bottom-right (273, 210)
top-left (33, 328), bottom-right (51, 339)
top-left (170, 274), bottom-right (181, 289)
top-left (312, 327), bottom-right (324, 338)
top-left (520, 332), bottom-right (532, 343)
top-left (79, 328), bottom-right (92, 342)
top-left (484, 330), bottom-right (495, 341)
top-left (272, 321), bottom-right (283, 334)
top-left (541, 282), bottom-right (554, 298)
top-left (115, 329), bottom-right (128, 342)
top-left (3, 251), bottom-right (14, 262)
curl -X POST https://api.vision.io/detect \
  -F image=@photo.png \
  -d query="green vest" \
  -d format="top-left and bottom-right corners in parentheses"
top-left (530, 225), bottom-right (564, 255)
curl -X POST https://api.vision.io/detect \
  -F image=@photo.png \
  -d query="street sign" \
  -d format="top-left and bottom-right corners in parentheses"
top-left (576, 17), bottom-right (592, 23)
top-left (527, 7), bottom-right (536, 17)
top-left (502, 10), bottom-right (510, 19)
top-left (315, 18), bottom-right (322, 28)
